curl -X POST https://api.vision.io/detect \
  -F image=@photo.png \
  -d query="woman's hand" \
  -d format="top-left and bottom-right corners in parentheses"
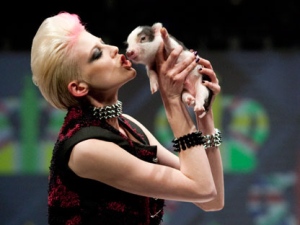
top-left (155, 28), bottom-right (197, 102)
top-left (193, 53), bottom-right (221, 131)
top-left (195, 53), bottom-right (221, 104)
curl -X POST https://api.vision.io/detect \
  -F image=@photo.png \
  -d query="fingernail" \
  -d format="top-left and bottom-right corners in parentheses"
top-left (198, 64), bottom-right (203, 70)
top-left (196, 57), bottom-right (200, 63)
top-left (193, 51), bottom-right (198, 56)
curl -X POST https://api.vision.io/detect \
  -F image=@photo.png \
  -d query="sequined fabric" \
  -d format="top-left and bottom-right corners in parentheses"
top-left (48, 106), bottom-right (164, 225)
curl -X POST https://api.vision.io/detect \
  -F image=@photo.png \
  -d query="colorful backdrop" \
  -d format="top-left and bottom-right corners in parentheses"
top-left (0, 50), bottom-right (299, 225)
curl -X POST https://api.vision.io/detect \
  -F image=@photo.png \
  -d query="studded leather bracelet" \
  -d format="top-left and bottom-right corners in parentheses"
top-left (172, 131), bottom-right (204, 152)
top-left (172, 128), bottom-right (222, 152)
top-left (203, 128), bottom-right (222, 149)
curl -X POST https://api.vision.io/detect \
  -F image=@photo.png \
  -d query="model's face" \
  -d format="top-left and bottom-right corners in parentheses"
top-left (74, 30), bottom-right (136, 96)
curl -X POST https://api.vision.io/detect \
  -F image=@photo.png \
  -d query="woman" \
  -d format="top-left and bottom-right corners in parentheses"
top-left (31, 12), bottom-right (224, 225)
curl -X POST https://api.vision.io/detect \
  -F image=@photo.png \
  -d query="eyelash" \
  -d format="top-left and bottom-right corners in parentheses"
top-left (92, 48), bottom-right (102, 60)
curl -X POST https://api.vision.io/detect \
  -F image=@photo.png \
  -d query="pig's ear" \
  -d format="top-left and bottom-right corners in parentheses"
top-left (152, 22), bottom-right (163, 34)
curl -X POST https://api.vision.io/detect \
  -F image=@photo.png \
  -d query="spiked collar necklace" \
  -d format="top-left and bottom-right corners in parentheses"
top-left (91, 100), bottom-right (122, 120)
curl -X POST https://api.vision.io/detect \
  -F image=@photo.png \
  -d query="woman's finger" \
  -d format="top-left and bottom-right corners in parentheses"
top-left (174, 55), bottom-right (197, 80)
top-left (165, 45), bottom-right (183, 70)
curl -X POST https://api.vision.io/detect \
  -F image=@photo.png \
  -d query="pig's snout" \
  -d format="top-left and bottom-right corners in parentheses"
top-left (126, 50), bottom-right (135, 59)
top-left (126, 47), bottom-right (142, 63)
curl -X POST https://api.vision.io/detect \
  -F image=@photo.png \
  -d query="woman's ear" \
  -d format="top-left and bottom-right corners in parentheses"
top-left (67, 81), bottom-right (89, 97)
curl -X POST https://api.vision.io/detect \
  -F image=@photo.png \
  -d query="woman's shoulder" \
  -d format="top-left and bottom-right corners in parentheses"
top-left (122, 113), bottom-right (138, 122)
top-left (122, 114), bottom-right (145, 129)
top-left (121, 114), bottom-right (160, 147)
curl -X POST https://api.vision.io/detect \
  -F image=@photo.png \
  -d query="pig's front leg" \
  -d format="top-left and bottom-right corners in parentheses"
top-left (147, 69), bottom-right (159, 94)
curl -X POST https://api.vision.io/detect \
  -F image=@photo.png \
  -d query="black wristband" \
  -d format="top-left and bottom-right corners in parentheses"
top-left (172, 131), bottom-right (204, 152)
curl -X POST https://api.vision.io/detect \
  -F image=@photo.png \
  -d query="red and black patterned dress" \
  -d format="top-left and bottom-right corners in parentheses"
top-left (48, 105), bottom-right (165, 225)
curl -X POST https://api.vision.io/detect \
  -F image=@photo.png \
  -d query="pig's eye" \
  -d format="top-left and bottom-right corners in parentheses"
top-left (140, 35), bottom-right (147, 43)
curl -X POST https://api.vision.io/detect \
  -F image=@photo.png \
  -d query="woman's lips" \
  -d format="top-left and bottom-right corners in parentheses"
top-left (121, 55), bottom-right (132, 69)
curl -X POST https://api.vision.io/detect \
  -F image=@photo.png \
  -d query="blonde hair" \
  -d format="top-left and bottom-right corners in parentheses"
top-left (31, 12), bottom-right (86, 110)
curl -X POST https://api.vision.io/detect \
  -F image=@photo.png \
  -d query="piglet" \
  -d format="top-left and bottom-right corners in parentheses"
top-left (125, 22), bottom-right (212, 118)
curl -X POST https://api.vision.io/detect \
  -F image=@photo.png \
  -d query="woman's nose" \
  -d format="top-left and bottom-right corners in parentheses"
top-left (110, 45), bottom-right (119, 57)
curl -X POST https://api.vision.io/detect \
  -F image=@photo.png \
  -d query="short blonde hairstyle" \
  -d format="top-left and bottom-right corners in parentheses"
top-left (31, 12), bottom-right (86, 110)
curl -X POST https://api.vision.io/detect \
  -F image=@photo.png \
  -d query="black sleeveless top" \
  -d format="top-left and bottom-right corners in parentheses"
top-left (48, 106), bottom-right (165, 225)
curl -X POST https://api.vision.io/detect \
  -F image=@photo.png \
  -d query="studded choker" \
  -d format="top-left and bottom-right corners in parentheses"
top-left (92, 100), bottom-right (122, 120)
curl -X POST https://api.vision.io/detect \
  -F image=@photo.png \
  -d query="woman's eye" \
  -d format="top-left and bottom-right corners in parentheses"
top-left (92, 48), bottom-right (102, 60)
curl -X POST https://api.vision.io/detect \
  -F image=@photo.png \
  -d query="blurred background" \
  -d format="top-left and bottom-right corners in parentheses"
top-left (0, 0), bottom-right (300, 224)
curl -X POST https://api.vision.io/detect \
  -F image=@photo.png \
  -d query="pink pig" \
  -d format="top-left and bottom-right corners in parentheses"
top-left (125, 22), bottom-right (212, 118)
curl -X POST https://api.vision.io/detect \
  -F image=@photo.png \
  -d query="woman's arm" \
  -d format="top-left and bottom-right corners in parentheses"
top-left (68, 136), bottom-right (214, 202)
top-left (194, 110), bottom-right (224, 211)
top-left (193, 56), bottom-right (224, 211)
top-left (154, 28), bottom-right (224, 211)
top-left (124, 112), bottom-right (224, 211)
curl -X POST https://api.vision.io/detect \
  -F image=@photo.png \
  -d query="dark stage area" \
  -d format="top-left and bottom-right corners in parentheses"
top-left (1, 0), bottom-right (300, 51)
